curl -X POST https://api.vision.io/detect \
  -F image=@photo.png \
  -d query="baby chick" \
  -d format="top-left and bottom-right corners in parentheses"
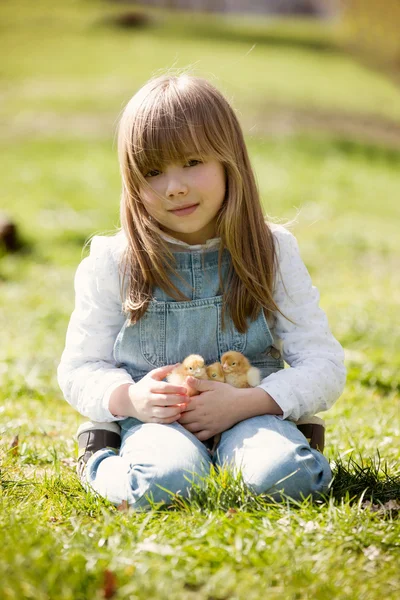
top-left (167, 354), bottom-right (208, 396)
top-left (220, 351), bottom-right (261, 388)
top-left (205, 361), bottom-right (225, 383)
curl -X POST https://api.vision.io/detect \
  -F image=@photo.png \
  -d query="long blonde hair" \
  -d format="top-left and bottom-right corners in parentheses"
top-left (118, 73), bottom-right (283, 333)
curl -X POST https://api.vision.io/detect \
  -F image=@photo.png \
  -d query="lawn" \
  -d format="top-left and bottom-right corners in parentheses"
top-left (0, 1), bottom-right (399, 599)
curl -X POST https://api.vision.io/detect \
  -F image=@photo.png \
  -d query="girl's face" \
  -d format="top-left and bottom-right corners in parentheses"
top-left (139, 158), bottom-right (226, 245)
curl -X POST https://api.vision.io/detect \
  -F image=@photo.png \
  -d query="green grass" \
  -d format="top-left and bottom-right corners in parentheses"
top-left (1, 1), bottom-right (400, 598)
top-left (1, 461), bottom-right (399, 599)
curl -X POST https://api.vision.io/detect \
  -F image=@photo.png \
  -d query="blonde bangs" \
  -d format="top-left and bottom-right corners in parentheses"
top-left (129, 86), bottom-right (220, 180)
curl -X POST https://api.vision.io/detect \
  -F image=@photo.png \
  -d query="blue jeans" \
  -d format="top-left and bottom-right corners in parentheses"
top-left (85, 415), bottom-right (331, 509)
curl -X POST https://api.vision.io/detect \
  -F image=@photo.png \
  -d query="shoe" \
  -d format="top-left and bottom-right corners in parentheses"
top-left (76, 421), bottom-right (122, 483)
top-left (296, 416), bottom-right (325, 453)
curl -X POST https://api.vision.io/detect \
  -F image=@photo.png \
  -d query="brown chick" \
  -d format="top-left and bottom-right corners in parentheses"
top-left (206, 362), bottom-right (225, 383)
top-left (167, 354), bottom-right (208, 397)
top-left (220, 351), bottom-right (261, 388)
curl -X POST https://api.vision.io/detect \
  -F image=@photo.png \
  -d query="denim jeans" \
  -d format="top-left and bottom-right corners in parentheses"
top-left (85, 414), bottom-right (332, 509)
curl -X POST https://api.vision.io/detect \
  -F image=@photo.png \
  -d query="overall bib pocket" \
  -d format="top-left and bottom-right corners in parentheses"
top-left (114, 296), bottom-right (247, 375)
top-left (114, 296), bottom-right (284, 381)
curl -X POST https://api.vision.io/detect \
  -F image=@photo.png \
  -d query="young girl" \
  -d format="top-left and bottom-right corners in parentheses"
top-left (58, 73), bottom-right (346, 509)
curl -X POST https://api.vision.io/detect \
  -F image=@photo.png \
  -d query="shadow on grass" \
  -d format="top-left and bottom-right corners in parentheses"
top-left (329, 452), bottom-right (400, 506)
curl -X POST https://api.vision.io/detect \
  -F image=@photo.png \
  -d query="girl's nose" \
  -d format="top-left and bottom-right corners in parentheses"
top-left (166, 175), bottom-right (188, 198)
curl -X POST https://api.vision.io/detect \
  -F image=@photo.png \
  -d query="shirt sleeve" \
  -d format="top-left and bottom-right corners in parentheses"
top-left (258, 227), bottom-right (346, 421)
top-left (57, 236), bottom-right (134, 422)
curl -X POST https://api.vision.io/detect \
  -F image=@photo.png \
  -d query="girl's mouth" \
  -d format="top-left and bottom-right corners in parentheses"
top-left (169, 204), bottom-right (199, 217)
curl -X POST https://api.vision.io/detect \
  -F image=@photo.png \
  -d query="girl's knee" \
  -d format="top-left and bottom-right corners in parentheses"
top-left (86, 426), bottom-right (211, 509)
top-left (237, 444), bottom-right (332, 501)
top-left (127, 446), bottom-right (211, 508)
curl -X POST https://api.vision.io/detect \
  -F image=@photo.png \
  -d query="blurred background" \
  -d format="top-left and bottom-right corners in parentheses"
top-left (0, 0), bottom-right (399, 460)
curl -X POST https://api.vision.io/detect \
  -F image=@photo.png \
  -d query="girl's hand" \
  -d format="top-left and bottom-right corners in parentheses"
top-left (128, 364), bottom-right (189, 424)
top-left (177, 377), bottom-right (241, 441)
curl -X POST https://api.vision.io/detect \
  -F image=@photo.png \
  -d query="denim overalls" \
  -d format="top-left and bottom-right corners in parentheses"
top-left (86, 249), bottom-right (332, 509)
top-left (115, 248), bottom-right (284, 414)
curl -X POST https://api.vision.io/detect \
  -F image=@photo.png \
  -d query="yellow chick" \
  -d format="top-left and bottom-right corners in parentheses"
top-left (167, 354), bottom-right (208, 397)
top-left (206, 362), bottom-right (225, 383)
top-left (220, 351), bottom-right (261, 388)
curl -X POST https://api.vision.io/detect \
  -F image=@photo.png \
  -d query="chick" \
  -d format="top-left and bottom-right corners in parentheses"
top-left (220, 351), bottom-right (261, 388)
top-left (167, 354), bottom-right (208, 396)
top-left (205, 361), bottom-right (225, 383)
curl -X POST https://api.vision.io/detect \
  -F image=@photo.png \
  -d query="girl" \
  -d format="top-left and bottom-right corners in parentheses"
top-left (58, 73), bottom-right (346, 509)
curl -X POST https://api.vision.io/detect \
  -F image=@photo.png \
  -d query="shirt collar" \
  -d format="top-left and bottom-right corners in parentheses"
top-left (160, 231), bottom-right (221, 252)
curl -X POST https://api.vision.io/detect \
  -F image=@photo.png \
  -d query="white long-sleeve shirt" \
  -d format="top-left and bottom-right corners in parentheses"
top-left (57, 225), bottom-right (346, 423)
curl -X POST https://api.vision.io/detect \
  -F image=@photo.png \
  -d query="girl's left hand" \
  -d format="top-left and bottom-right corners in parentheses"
top-left (177, 376), bottom-right (241, 441)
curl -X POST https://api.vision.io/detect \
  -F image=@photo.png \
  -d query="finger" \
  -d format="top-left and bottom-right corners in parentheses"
top-left (177, 412), bottom-right (189, 424)
top-left (180, 422), bottom-right (201, 433)
top-left (177, 394), bottom-right (197, 413)
top-left (194, 430), bottom-right (214, 441)
top-left (149, 363), bottom-right (181, 381)
top-left (152, 405), bottom-right (183, 419)
top-left (150, 383), bottom-right (188, 396)
top-left (151, 414), bottom-right (182, 424)
top-left (179, 402), bottom-right (194, 413)
top-left (177, 402), bottom-right (196, 419)
top-left (185, 376), bottom-right (215, 393)
top-left (151, 394), bottom-right (190, 406)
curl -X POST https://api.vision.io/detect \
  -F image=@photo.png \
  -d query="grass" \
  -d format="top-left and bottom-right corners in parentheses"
top-left (1, 1), bottom-right (400, 598)
top-left (1, 461), bottom-right (399, 599)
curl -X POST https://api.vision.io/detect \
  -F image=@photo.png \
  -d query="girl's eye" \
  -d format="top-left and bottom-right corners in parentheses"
top-left (185, 159), bottom-right (201, 167)
top-left (144, 169), bottom-right (160, 178)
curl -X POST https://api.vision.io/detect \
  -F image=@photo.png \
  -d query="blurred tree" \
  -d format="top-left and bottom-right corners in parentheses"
top-left (340, 0), bottom-right (400, 78)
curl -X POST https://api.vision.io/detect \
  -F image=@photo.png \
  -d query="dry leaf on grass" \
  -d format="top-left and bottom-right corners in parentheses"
top-left (102, 569), bottom-right (117, 599)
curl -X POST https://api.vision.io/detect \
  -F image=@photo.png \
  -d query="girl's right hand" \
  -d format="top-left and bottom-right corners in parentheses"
top-left (128, 364), bottom-right (189, 424)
